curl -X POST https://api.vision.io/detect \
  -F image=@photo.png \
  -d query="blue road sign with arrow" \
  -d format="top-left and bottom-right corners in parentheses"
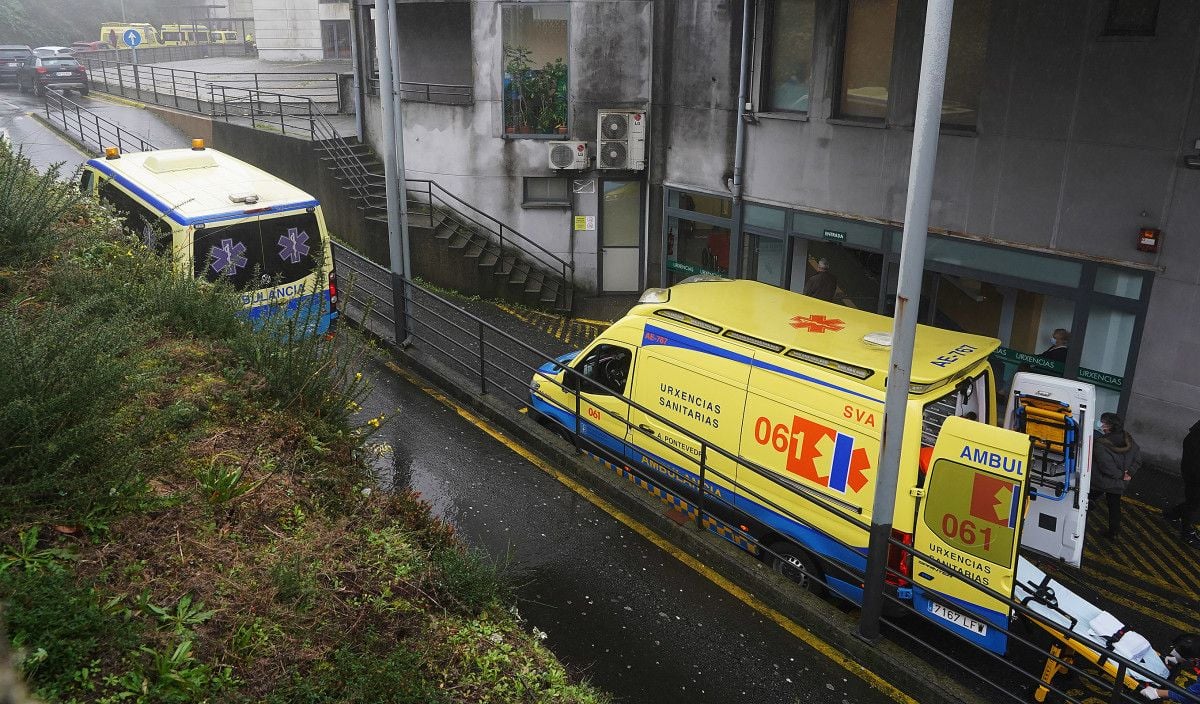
top-left (123, 29), bottom-right (142, 47)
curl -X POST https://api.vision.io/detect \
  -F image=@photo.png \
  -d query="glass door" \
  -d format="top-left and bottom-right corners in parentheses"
top-left (600, 180), bottom-right (642, 292)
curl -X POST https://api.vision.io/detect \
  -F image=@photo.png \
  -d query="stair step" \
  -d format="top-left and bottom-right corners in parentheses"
top-left (494, 254), bottom-right (516, 277)
top-left (524, 271), bottom-right (545, 294)
top-left (508, 264), bottom-right (529, 285)
top-left (464, 241), bottom-right (485, 259)
top-left (478, 250), bottom-right (499, 268)
top-left (447, 231), bottom-right (474, 250)
top-left (539, 279), bottom-right (561, 303)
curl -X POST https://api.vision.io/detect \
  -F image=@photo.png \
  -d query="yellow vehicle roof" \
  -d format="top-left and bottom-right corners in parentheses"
top-left (87, 147), bottom-right (318, 227)
top-left (629, 278), bottom-right (999, 392)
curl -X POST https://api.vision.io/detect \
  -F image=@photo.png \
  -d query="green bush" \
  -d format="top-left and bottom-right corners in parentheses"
top-left (0, 296), bottom-right (146, 522)
top-left (432, 546), bottom-right (515, 614)
top-left (0, 143), bottom-right (83, 265)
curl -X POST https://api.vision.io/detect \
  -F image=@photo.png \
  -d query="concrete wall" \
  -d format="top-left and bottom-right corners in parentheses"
top-left (253, 0), bottom-right (350, 60)
top-left (658, 0), bottom-right (1200, 465)
top-left (363, 0), bottom-right (654, 294)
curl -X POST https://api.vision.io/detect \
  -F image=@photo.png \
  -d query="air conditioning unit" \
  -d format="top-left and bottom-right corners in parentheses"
top-left (548, 140), bottom-right (588, 170)
top-left (596, 109), bottom-right (647, 170)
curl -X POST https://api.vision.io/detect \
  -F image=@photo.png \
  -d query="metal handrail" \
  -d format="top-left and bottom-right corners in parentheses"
top-left (407, 179), bottom-right (573, 282)
top-left (365, 75), bottom-right (473, 105)
top-left (42, 89), bottom-right (158, 154)
top-left (78, 57), bottom-right (342, 111)
top-left (330, 238), bottom-right (1197, 704)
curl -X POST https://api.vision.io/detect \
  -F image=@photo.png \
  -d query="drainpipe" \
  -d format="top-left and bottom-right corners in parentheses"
top-left (729, 0), bottom-right (753, 279)
top-left (640, 0), bottom-right (655, 290)
top-left (349, 1), bottom-right (364, 140)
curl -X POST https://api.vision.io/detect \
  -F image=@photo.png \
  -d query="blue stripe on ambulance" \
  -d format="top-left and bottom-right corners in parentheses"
top-left (640, 323), bottom-right (883, 404)
top-left (243, 290), bottom-right (336, 335)
top-left (528, 390), bottom-right (872, 603)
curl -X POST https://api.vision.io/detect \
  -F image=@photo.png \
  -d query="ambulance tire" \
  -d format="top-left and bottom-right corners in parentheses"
top-left (769, 541), bottom-right (826, 597)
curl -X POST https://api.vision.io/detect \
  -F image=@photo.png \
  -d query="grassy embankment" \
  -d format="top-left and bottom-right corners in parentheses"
top-left (0, 145), bottom-right (607, 704)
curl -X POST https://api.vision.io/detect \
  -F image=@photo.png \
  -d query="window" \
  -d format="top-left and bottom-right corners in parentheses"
top-left (522, 177), bottom-right (570, 207)
top-left (396, 3), bottom-right (473, 97)
top-left (98, 181), bottom-right (171, 255)
top-left (942, 0), bottom-right (991, 128)
top-left (321, 20), bottom-right (351, 60)
top-left (836, 0), bottom-right (898, 120)
top-left (923, 459), bottom-right (1019, 566)
top-left (1103, 0), bottom-right (1159, 36)
top-left (501, 3), bottom-right (568, 136)
top-left (741, 233), bottom-right (786, 287)
top-left (762, 0), bottom-right (815, 113)
top-left (194, 212), bottom-right (323, 289)
top-left (570, 344), bottom-right (632, 396)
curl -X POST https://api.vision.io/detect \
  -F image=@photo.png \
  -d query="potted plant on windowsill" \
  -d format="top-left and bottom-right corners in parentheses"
top-left (503, 44), bottom-right (533, 134)
top-left (527, 57), bottom-right (568, 135)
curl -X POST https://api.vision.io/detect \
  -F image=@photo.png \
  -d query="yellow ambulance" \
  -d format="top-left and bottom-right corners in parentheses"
top-left (530, 276), bottom-right (1095, 656)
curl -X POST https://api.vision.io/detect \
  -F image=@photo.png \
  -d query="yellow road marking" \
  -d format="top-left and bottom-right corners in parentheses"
top-left (384, 360), bottom-right (916, 704)
top-left (1083, 551), bottom-right (1198, 599)
top-left (1121, 507), bottom-right (1200, 591)
top-left (1079, 565), bottom-right (1197, 622)
top-left (1110, 510), bottom-right (1197, 594)
top-left (1078, 578), bottom-right (1198, 633)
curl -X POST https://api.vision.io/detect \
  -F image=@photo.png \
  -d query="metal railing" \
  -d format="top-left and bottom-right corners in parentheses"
top-left (330, 238), bottom-right (1198, 704)
top-left (75, 42), bottom-right (253, 64)
top-left (405, 180), bottom-right (573, 289)
top-left (365, 76), bottom-right (473, 105)
top-left (42, 89), bottom-right (158, 154)
top-left (78, 58), bottom-right (343, 114)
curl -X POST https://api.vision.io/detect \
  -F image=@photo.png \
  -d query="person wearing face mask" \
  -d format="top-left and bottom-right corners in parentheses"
top-left (1039, 328), bottom-right (1071, 365)
top-left (1090, 412), bottom-right (1143, 540)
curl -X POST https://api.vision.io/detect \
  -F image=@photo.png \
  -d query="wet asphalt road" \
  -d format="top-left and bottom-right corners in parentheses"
top-left (357, 352), bottom-right (897, 704)
top-left (0, 84), bottom-right (187, 171)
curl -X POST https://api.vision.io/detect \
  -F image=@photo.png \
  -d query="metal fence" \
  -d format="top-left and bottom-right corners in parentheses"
top-left (75, 42), bottom-right (253, 65)
top-left (78, 58), bottom-right (344, 114)
top-left (42, 89), bottom-right (157, 154)
top-left (365, 76), bottom-right (473, 105)
top-left (330, 239), bottom-right (1199, 704)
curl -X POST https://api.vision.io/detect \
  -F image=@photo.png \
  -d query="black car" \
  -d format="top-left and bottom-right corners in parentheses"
top-left (0, 45), bottom-right (33, 85)
top-left (17, 55), bottom-right (88, 96)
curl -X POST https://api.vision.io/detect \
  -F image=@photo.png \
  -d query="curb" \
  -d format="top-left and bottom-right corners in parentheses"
top-left (385, 340), bottom-right (992, 704)
top-left (88, 91), bottom-right (148, 109)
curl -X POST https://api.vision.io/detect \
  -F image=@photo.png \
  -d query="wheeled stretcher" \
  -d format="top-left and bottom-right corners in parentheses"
top-left (1015, 558), bottom-right (1169, 701)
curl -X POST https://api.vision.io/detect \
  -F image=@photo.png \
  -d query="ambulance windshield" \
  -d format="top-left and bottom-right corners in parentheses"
top-left (920, 369), bottom-right (990, 446)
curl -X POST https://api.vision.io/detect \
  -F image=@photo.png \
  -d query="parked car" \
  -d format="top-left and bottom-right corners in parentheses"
top-left (71, 41), bottom-right (106, 52)
top-left (0, 45), bottom-right (34, 85)
top-left (16, 55), bottom-right (88, 96)
top-left (34, 46), bottom-right (74, 56)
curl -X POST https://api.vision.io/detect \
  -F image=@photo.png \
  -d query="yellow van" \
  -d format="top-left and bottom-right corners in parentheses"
top-left (79, 142), bottom-right (338, 335)
top-left (160, 24), bottom-right (210, 45)
top-left (530, 277), bottom-right (1095, 656)
top-left (99, 22), bottom-right (160, 48)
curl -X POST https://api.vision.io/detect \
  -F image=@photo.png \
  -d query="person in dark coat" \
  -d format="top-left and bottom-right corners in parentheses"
top-left (1039, 328), bottom-right (1070, 365)
top-left (803, 258), bottom-right (838, 302)
top-left (1164, 419), bottom-right (1200, 547)
top-left (1091, 412), bottom-right (1142, 540)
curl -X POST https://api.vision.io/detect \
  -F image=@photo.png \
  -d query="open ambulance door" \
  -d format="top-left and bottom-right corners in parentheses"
top-left (1004, 373), bottom-right (1095, 567)
top-left (912, 416), bottom-right (1032, 656)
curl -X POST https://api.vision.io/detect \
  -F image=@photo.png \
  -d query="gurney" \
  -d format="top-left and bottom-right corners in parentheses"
top-left (1015, 557), bottom-right (1169, 700)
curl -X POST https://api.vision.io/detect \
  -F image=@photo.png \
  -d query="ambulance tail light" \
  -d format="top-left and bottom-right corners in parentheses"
top-left (885, 529), bottom-right (913, 588)
top-left (328, 270), bottom-right (338, 311)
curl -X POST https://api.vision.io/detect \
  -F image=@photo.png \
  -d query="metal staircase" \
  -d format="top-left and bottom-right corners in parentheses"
top-left (314, 134), bottom-right (575, 313)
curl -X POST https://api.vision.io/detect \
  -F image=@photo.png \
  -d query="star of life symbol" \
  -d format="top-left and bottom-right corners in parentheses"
top-left (278, 228), bottom-right (310, 264)
top-left (790, 314), bottom-right (845, 333)
top-left (209, 238), bottom-right (248, 277)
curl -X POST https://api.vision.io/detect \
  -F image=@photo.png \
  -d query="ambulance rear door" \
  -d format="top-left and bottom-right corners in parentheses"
top-left (1004, 372), bottom-right (1095, 567)
top-left (912, 416), bottom-right (1032, 655)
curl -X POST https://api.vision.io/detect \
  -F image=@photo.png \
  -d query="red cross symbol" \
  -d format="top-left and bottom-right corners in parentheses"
top-left (790, 314), bottom-right (845, 333)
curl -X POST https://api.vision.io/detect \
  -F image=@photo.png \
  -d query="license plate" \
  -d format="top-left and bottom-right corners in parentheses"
top-left (55, 71), bottom-right (73, 77)
top-left (6, 63), bottom-right (17, 67)
top-left (929, 601), bottom-right (988, 636)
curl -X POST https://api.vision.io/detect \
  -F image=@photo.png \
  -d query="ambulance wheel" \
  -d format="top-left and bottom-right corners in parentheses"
top-left (769, 541), bottom-right (826, 596)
